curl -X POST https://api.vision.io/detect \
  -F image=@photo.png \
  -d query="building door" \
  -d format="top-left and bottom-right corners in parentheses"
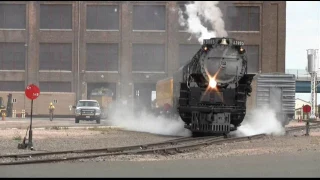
top-left (87, 83), bottom-right (116, 100)
top-left (134, 83), bottom-right (156, 112)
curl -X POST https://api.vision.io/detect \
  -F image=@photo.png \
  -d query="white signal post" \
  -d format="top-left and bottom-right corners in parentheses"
top-left (307, 49), bottom-right (318, 120)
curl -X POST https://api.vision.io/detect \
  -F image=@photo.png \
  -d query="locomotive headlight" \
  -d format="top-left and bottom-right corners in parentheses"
top-left (204, 46), bottom-right (208, 51)
top-left (209, 79), bottom-right (217, 88)
top-left (239, 47), bottom-right (245, 53)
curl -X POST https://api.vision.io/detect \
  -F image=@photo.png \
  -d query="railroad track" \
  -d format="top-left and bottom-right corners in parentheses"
top-left (286, 124), bottom-right (320, 132)
top-left (0, 124), bottom-right (318, 166)
top-left (0, 135), bottom-right (219, 159)
top-left (0, 134), bottom-right (260, 165)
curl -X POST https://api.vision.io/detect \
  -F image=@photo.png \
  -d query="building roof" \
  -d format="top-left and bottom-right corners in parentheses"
top-left (295, 98), bottom-right (310, 104)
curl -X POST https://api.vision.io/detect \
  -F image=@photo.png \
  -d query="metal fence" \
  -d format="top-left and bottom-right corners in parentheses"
top-left (285, 69), bottom-right (320, 80)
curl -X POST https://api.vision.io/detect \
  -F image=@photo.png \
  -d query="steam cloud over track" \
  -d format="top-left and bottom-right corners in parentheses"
top-left (232, 106), bottom-right (286, 137)
top-left (107, 102), bottom-right (191, 137)
top-left (178, 1), bottom-right (228, 43)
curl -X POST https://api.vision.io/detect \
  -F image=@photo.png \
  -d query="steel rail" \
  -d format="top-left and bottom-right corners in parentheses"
top-left (0, 134), bottom-right (263, 166)
top-left (0, 136), bottom-right (223, 159)
top-left (1, 124), bottom-right (319, 166)
top-left (286, 124), bottom-right (320, 132)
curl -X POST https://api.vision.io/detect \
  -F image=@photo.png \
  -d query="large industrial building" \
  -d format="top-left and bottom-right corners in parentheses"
top-left (0, 1), bottom-right (286, 116)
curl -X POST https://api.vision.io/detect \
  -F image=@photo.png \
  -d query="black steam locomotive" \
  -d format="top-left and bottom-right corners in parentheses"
top-left (155, 37), bottom-right (255, 136)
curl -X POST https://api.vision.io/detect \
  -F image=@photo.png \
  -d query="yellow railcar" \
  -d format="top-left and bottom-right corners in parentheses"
top-left (90, 88), bottom-right (113, 119)
top-left (156, 77), bottom-right (174, 109)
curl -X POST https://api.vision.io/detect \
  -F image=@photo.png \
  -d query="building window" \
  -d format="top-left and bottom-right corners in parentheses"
top-left (179, 44), bottom-right (200, 67)
top-left (40, 4), bottom-right (72, 29)
top-left (53, 99), bottom-right (58, 103)
top-left (0, 81), bottom-right (24, 91)
top-left (39, 82), bottom-right (72, 92)
top-left (243, 45), bottom-right (259, 73)
top-left (86, 43), bottom-right (119, 71)
top-left (86, 5), bottom-right (119, 30)
top-left (132, 44), bottom-right (165, 72)
top-left (178, 3), bottom-right (213, 31)
top-left (133, 5), bottom-right (165, 31)
top-left (0, 4), bottom-right (26, 29)
top-left (226, 6), bottom-right (260, 31)
top-left (0, 43), bottom-right (25, 70)
top-left (39, 43), bottom-right (72, 71)
top-left (12, 98), bottom-right (17, 103)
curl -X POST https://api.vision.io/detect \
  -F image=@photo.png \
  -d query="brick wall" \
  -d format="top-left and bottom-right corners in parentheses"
top-left (0, 92), bottom-right (75, 115)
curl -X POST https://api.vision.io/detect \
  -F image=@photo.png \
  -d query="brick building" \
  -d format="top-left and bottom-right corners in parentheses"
top-left (0, 1), bottom-right (286, 115)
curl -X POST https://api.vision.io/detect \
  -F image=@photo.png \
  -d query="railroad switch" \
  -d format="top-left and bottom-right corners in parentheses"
top-left (17, 136), bottom-right (34, 150)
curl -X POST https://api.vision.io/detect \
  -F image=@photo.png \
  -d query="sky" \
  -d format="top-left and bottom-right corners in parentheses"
top-left (286, 1), bottom-right (320, 102)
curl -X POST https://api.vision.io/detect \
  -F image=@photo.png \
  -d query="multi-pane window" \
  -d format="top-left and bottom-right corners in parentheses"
top-left (243, 45), bottom-right (259, 73)
top-left (133, 5), bottom-right (165, 30)
top-left (0, 4), bottom-right (26, 29)
top-left (179, 44), bottom-right (200, 67)
top-left (40, 4), bottom-right (72, 29)
top-left (39, 82), bottom-right (72, 92)
top-left (0, 43), bottom-right (25, 70)
top-left (39, 43), bottom-right (72, 71)
top-left (226, 6), bottom-right (260, 31)
top-left (132, 44), bottom-right (165, 72)
top-left (86, 43), bottom-right (119, 71)
top-left (178, 3), bottom-right (213, 31)
top-left (86, 5), bottom-right (119, 30)
top-left (0, 81), bottom-right (24, 91)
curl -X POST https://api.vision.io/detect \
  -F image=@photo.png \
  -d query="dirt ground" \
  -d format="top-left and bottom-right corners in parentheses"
top-left (0, 127), bottom-right (177, 155)
top-left (1, 119), bottom-right (319, 163)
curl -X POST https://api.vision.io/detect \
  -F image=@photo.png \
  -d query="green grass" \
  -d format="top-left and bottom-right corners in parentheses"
top-left (50, 126), bottom-right (69, 130)
top-left (88, 127), bottom-right (111, 132)
top-left (13, 135), bottom-right (22, 141)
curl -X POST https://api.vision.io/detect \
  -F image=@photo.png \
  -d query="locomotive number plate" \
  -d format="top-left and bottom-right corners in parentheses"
top-left (203, 39), bottom-right (215, 45)
top-left (233, 40), bottom-right (244, 46)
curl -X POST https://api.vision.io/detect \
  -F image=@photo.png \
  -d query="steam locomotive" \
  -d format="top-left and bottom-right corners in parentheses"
top-left (155, 37), bottom-right (255, 136)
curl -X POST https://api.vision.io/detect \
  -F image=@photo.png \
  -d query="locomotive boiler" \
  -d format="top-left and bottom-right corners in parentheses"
top-left (155, 37), bottom-right (255, 135)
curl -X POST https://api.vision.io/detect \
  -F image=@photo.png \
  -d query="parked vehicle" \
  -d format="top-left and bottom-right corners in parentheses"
top-left (73, 100), bottom-right (101, 124)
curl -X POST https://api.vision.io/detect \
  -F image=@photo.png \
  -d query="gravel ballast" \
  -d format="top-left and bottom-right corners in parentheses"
top-left (0, 128), bottom-right (178, 155)
top-left (95, 128), bottom-right (320, 162)
top-left (1, 120), bottom-right (320, 164)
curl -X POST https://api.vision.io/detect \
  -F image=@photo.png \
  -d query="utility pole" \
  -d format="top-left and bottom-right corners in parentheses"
top-left (307, 49), bottom-right (318, 120)
top-left (305, 49), bottom-right (319, 136)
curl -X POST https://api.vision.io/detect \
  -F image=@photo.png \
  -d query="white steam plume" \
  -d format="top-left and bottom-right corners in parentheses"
top-left (178, 1), bottom-right (228, 44)
top-left (106, 101), bottom-right (191, 137)
top-left (231, 106), bottom-right (286, 137)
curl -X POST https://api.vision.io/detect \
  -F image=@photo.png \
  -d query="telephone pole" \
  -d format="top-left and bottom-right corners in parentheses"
top-left (307, 49), bottom-right (318, 119)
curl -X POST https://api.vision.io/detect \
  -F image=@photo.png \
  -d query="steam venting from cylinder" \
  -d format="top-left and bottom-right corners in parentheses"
top-left (178, 1), bottom-right (228, 44)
